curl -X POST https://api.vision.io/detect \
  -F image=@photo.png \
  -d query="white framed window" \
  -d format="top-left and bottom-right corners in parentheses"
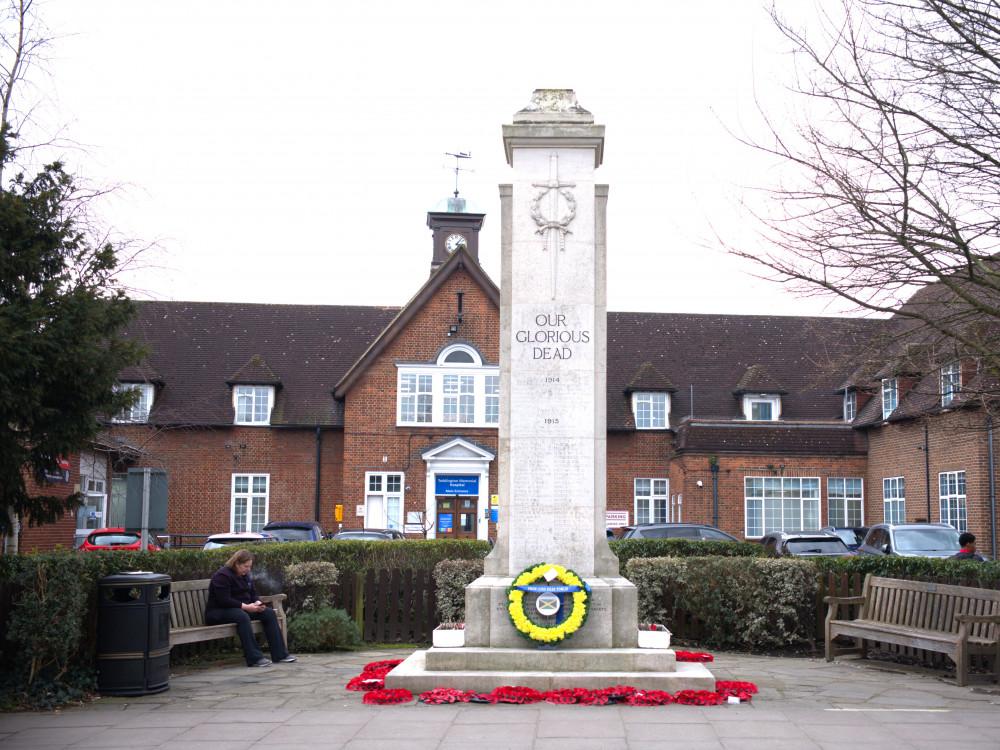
top-left (396, 344), bottom-right (499, 427)
top-left (232, 473), bottom-right (269, 532)
top-left (742, 395), bottom-right (780, 421)
top-left (635, 478), bottom-right (668, 524)
top-left (366, 472), bottom-right (404, 530)
top-left (939, 470), bottom-right (966, 531)
top-left (632, 392), bottom-right (669, 429)
top-left (233, 385), bottom-right (274, 425)
top-left (883, 476), bottom-right (905, 524)
top-left (485, 375), bottom-right (499, 424)
top-left (881, 378), bottom-right (898, 420)
top-left (744, 476), bottom-right (820, 537)
top-left (941, 363), bottom-right (961, 407)
top-left (400, 374), bottom-right (433, 423)
top-left (113, 383), bottom-right (154, 423)
top-left (843, 391), bottom-right (856, 422)
top-left (828, 478), bottom-right (863, 527)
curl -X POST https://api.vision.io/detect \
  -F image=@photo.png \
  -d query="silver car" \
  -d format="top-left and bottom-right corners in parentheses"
top-left (856, 523), bottom-right (961, 558)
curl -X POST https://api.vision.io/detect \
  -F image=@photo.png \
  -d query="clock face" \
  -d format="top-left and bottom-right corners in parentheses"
top-left (445, 233), bottom-right (467, 253)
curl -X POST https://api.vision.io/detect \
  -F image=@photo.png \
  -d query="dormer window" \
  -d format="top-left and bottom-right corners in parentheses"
top-left (234, 385), bottom-right (274, 425)
top-left (843, 390), bottom-right (856, 422)
top-left (113, 383), bottom-right (154, 423)
top-left (881, 378), bottom-right (898, 420)
top-left (743, 395), bottom-right (780, 421)
top-left (941, 362), bottom-right (960, 406)
top-left (632, 392), bottom-right (669, 429)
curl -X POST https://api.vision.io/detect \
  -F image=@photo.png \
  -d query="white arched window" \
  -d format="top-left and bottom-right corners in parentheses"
top-left (397, 344), bottom-right (499, 427)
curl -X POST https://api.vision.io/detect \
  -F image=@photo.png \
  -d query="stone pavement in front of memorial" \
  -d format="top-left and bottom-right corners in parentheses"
top-left (2, 648), bottom-right (999, 750)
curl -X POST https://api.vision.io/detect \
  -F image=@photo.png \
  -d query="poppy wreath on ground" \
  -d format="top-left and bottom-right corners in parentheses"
top-left (715, 681), bottom-right (758, 701)
top-left (419, 688), bottom-right (472, 704)
top-left (675, 651), bottom-right (714, 662)
top-left (362, 688), bottom-right (413, 705)
top-left (491, 685), bottom-right (544, 704)
top-left (346, 675), bottom-right (385, 691)
top-left (506, 563), bottom-right (591, 645)
top-left (673, 690), bottom-right (725, 706)
top-left (625, 690), bottom-right (674, 706)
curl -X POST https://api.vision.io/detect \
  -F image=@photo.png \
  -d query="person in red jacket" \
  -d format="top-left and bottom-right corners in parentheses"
top-left (206, 548), bottom-right (296, 667)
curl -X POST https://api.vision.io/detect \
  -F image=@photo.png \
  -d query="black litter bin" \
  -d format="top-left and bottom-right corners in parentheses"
top-left (97, 571), bottom-right (171, 695)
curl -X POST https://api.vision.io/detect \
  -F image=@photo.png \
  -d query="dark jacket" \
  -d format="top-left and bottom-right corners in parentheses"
top-left (949, 550), bottom-right (987, 561)
top-left (206, 565), bottom-right (258, 611)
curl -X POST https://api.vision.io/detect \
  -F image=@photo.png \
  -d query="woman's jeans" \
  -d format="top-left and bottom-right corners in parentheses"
top-left (205, 606), bottom-right (289, 665)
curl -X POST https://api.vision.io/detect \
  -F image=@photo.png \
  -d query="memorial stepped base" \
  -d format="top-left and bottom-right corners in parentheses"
top-left (385, 647), bottom-right (716, 693)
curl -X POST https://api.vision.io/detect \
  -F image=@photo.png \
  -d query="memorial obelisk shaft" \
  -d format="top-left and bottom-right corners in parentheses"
top-left (466, 89), bottom-right (635, 649)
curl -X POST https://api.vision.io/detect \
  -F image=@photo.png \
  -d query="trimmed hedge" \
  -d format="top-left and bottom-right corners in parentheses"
top-left (626, 555), bottom-right (818, 650)
top-left (811, 553), bottom-right (1000, 582)
top-left (433, 559), bottom-right (484, 623)
top-left (609, 538), bottom-right (765, 574)
top-left (0, 539), bottom-right (490, 709)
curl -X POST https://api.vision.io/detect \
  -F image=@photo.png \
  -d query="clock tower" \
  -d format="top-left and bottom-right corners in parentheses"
top-left (427, 195), bottom-right (485, 274)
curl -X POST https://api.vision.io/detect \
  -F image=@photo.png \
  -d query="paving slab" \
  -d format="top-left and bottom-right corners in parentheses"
top-left (1, 648), bottom-right (999, 749)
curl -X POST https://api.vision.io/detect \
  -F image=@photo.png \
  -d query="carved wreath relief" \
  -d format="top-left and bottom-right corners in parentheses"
top-left (530, 152), bottom-right (576, 300)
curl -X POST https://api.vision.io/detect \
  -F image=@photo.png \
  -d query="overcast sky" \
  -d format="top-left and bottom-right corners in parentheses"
top-left (26, 0), bottom-right (846, 317)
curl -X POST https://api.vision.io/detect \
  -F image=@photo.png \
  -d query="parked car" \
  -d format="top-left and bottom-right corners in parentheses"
top-left (820, 525), bottom-right (870, 552)
top-left (261, 521), bottom-right (325, 542)
top-left (619, 523), bottom-right (740, 541)
top-left (760, 530), bottom-right (853, 558)
top-left (202, 531), bottom-right (278, 550)
top-left (329, 528), bottom-right (406, 541)
top-left (77, 527), bottom-right (162, 552)
top-left (856, 523), bottom-right (962, 558)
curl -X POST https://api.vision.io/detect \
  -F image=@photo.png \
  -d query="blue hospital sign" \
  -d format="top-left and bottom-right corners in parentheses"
top-left (435, 475), bottom-right (479, 495)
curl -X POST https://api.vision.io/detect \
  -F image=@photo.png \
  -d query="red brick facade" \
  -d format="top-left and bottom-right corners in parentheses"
top-left (11, 251), bottom-right (1000, 556)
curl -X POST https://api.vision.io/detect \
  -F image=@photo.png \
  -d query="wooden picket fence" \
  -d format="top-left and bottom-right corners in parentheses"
top-left (339, 567), bottom-right (438, 644)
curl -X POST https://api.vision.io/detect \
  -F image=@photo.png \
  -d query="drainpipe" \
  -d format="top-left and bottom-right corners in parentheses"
top-left (710, 458), bottom-right (719, 528)
top-left (314, 427), bottom-right (322, 523)
top-left (924, 423), bottom-right (931, 523)
top-left (989, 418), bottom-right (997, 559)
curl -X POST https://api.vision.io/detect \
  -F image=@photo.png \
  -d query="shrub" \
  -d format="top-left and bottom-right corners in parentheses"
top-left (811, 554), bottom-right (1000, 581)
top-left (283, 561), bottom-right (340, 613)
top-left (287, 607), bottom-right (361, 651)
top-left (433, 559), bottom-right (484, 623)
top-left (626, 556), bottom-right (818, 650)
top-left (610, 538), bottom-right (764, 575)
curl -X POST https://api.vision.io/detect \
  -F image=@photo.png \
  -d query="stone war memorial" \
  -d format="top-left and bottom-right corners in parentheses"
top-left (387, 90), bottom-right (715, 692)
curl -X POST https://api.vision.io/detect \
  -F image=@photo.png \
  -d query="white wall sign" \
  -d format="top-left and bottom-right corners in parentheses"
top-left (356, 505), bottom-right (365, 517)
top-left (606, 511), bottom-right (629, 528)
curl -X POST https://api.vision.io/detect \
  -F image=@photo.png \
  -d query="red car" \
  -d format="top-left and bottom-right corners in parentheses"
top-left (77, 527), bottom-right (163, 551)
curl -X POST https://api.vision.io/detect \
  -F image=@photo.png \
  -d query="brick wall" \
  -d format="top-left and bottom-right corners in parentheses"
top-left (867, 410), bottom-right (1000, 555)
top-left (341, 269), bottom-right (500, 536)
top-left (108, 423), bottom-right (344, 537)
top-left (16, 457), bottom-right (82, 552)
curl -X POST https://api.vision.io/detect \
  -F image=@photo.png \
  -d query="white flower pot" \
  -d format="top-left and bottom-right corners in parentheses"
top-left (432, 625), bottom-right (465, 648)
top-left (637, 629), bottom-right (672, 649)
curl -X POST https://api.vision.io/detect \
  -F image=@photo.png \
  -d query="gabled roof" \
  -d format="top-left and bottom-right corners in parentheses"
top-left (333, 246), bottom-right (499, 398)
top-left (121, 301), bottom-right (399, 426)
top-left (624, 362), bottom-right (676, 393)
top-left (227, 355), bottom-right (282, 387)
top-left (733, 364), bottom-right (787, 395)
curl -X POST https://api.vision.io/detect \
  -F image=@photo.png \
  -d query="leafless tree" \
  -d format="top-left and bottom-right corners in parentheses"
top-left (733, 0), bottom-right (1000, 403)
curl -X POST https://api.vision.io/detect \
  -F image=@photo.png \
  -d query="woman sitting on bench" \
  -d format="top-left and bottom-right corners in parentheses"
top-left (206, 548), bottom-right (296, 667)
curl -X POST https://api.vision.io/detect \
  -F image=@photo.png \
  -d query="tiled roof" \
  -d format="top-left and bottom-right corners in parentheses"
top-left (606, 312), bottom-right (875, 430)
top-left (676, 421), bottom-right (867, 455)
top-left (122, 301), bottom-right (399, 426)
top-left (122, 302), bottom-right (875, 432)
top-left (733, 364), bottom-right (787, 395)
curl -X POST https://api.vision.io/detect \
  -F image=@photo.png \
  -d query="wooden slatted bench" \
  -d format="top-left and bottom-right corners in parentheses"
top-left (169, 579), bottom-right (287, 647)
top-left (825, 575), bottom-right (1000, 686)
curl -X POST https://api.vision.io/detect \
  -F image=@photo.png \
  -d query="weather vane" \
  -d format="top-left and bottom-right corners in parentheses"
top-left (445, 151), bottom-right (474, 198)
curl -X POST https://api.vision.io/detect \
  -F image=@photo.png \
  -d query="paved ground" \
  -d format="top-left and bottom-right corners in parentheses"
top-left (2, 648), bottom-right (999, 749)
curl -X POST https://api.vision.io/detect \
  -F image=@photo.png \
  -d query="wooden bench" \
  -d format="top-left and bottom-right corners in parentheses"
top-left (825, 575), bottom-right (1000, 686)
top-left (169, 579), bottom-right (287, 647)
